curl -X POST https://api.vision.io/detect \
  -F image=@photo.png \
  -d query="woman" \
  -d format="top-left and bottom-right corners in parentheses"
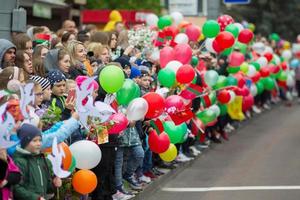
top-left (12, 33), bottom-right (33, 58)
top-left (66, 40), bottom-right (90, 79)
top-left (15, 51), bottom-right (32, 81)
top-left (61, 32), bottom-right (76, 47)
top-left (44, 49), bottom-right (71, 78)
top-left (87, 43), bottom-right (111, 65)
top-left (32, 58), bottom-right (46, 77)
top-left (32, 44), bottom-right (49, 60)
top-left (108, 31), bottom-right (119, 60)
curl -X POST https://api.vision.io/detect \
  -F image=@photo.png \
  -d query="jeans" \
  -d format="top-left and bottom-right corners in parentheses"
top-left (136, 138), bottom-right (152, 176)
top-left (115, 145), bottom-right (144, 187)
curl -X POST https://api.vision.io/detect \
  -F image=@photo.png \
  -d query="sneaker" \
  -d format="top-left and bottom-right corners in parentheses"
top-left (263, 103), bottom-right (271, 110)
top-left (144, 171), bottom-right (158, 179)
top-left (225, 123), bottom-right (235, 132)
top-left (252, 105), bottom-right (262, 114)
top-left (197, 143), bottom-right (209, 149)
top-left (123, 175), bottom-right (143, 190)
top-left (112, 190), bottom-right (135, 200)
top-left (245, 111), bottom-right (251, 119)
top-left (116, 185), bottom-right (135, 195)
top-left (138, 175), bottom-right (151, 184)
top-left (152, 167), bottom-right (165, 176)
top-left (189, 146), bottom-right (202, 156)
top-left (175, 153), bottom-right (193, 162)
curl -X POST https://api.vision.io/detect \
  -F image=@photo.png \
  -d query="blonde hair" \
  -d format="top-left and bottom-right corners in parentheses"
top-left (66, 40), bottom-right (84, 66)
top-left (117, 30), bottom-right (129, 50)
top-left (87, 42), bottom-right (103, 59)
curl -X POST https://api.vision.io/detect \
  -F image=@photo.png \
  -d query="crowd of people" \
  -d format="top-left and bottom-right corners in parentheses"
top-left (0, 11), bottom-right (300, 200)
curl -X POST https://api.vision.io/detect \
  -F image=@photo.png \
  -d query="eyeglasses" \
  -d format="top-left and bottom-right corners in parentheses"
top-left (35, 92), bottom-right (44, 97)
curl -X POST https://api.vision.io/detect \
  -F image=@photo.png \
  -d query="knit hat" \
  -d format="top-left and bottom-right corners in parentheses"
top-left (47, 70), bottom-right (66, 87)
top-left (17, 123), bottom-right (42, 149)
top-left (114, 57), bottom-right (131, 69)
top-left (30, 75), bottom-right (51, 91)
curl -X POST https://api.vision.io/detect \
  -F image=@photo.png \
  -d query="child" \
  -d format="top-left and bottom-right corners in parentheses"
top-left (0, 148), bottom-right (21, 200)
top-left (13, 123), bottom-right (62, 200)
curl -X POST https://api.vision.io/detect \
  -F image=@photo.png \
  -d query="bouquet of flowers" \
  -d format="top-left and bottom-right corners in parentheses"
top-left (86, 116), bottom-right (114, 144)
top-left (128, 25), bottom-right (156, 51)
top-left (40, 99), bottom-right (62, 130)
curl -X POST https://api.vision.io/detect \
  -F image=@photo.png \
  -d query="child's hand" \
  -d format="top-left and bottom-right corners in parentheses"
top-left (53, 177), bottom-right (62, 188)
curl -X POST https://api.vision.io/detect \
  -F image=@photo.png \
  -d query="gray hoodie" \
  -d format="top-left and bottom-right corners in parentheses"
top-left (43, 49), bottom-right (59, 72)
top-left (0, 39), bottom-right (16, 69)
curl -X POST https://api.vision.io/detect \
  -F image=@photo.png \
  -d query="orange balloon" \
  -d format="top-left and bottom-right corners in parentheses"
top-left (178, 21), bottom-right (192, 29)
top-left (72, 170), bottom-right (98, 195)
top-left (43, 142), bottom-right (72, 170)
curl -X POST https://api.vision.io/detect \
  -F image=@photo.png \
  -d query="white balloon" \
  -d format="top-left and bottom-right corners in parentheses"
top-left (150, 48), bottom-right (160, 62)
top-left (252, 42), bottom-right (265, 55)
top-left (229, 91), bottom-right (236, 103)
top-left (165, 60), bottom-right (182, 73)
top-left (170, 11), bottom-right (183, 25)
top-left (209, 105), bottom-right (220, 117)
top-left (250, 84), bottom-right (257, 96)
top-left (264, 46), bottom-right (273, 54)
top-left (256, 56), bottom-right (268, 67)
top-left (286, 75), bottom-right (295, 87)
top-left (205, 38), bottom-right (216, 53)
top-left (233, 23), bottom-right (244, 32)
top-left (246, 64), bottom-right (257, 77)
top-left (69, 140), bottom-right (102, 170)
top-left (282, 50), bottom-right (292, 61)
top-left (146, 14), bottom-right (159, 27)
top-left (126, 98), bottom-right (149, 121)
top-left (174, 33), bottom-right (189, 44)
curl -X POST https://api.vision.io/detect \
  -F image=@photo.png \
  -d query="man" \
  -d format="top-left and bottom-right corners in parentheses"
top-left (0, 39), bottom-right (16, 69)
top-left (62, 20), bottom-right (77, 34)
top-left (114, 21), bottom-right (124, 34)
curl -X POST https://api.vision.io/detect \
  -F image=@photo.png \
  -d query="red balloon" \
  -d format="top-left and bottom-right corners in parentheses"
top-left (238, 29), bottom-right (254, 44)
top-left (160, 46), bottom-right (174, 68)
top-left (108, 113), bottom-right (128, 134)
top-left (233, 87), bottom-right (243, 96)
top-left (212, 39), bottom-right (224, 53)
top-left (185, 24), bottom-right (201, 42)
top-left (217, 15), bottom-right (234, 31)
top-left (163, 26), bottom-right (179, 40)
top-left (217, 90), bottom-right (231, 104)
top-left (176, 64), bottom-right (195, 84)
top-left (260, 67), bottom-right (270, 77)
top-left (242, 94), bottom-right (254, 112)
top-left (143, 92), bottom-right (165, 119)
top-left (215, 32), bottom-right (235, 49)
top-left (241, 86), bottom-right (250, 96)
top-left (173, 43), bottom-right (192, 64)
top-left (251, 72), bottom-right (261, 83)
top-left (277, 80), bottom-right (287, 88)
top-left (269, 64), bottom-right (280, 74)
top-left (148, 130), bottom-right (170, 154)
top-left (229, 52), bottom-right (245, 67)
top-left (165, 95), bottom-right (185, 112)
top-left (234, 73), bottom-right (246, 88)
top-left (264, 52), bottom-right (273, 62)
top-left (281, 61), bottom-right (288, 70)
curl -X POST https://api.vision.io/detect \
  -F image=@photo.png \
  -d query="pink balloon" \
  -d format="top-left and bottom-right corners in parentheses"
top-left (160, 46), bottom-right (174, 68)
top-left (108, 113), bottom-right (128, 134)
top-left (229, 52), bottom-right (245, 67)
top-left (173, 43), bottom-right (192, 64)
top-left (185, 24), bottom-right (201, 42)
top-left (165, 95), bottom-right (185, 113)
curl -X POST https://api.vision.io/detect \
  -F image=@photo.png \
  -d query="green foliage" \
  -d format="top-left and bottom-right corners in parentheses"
top-left (86, 0), bottom-right (161, 14)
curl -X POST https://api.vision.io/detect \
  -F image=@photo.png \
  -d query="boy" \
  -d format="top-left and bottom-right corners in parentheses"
top-left (13, 123), bottom-right (62, 200)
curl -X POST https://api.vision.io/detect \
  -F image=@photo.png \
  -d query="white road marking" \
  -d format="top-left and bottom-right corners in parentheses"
top-left (162, 186), bottom-right (300, 192)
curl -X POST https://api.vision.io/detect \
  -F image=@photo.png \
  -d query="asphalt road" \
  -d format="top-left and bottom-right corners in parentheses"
top-left (146, 104), bottom-right (300, 200)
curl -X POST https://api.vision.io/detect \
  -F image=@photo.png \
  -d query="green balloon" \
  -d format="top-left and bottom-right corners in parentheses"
top-left (68, 156), bottom-right (76, 173)
top-left (116, 79), bottom-right (140, 105)
top-left (234, 42), bottom-right (247, 54)
top-left (191, 56), bottom-right (199, 67)
top-left (250, 62), bottom-right (261, 71)
top-left (262, 77), bottom-right (275, 91)
top-left (256, 81), bottom-right (264, 94)
top-left (99, 65), bottom-right (125, 93)
top-left (202, 20), bottom-right (220, 38)
top-left (240, 62), bottom-right (249, 73)
top-left (227, 66), bottom-right (240, 74)
top-left (157, 15), bottom-right (172, 30)
top-left (158, 68), bottom-right (176, 88)
top-left (226, 76), bottom-right (238, 86)
top-left (213, 75), bottom-right (228, 90)
top-left (221, 47), bottom-right (233, 56)
top-left (163, 121), bottom-right (187, 144)
top-left (278, 71), bottom-right (287, 81)
top-left (269, 33), bottom-right (280, 42)
top-left (196, 109), bottom-right (217, 125)
top-left (225, 24), bottom-right (239, 38)
top-left (218, 103), bottom-right (228, 116)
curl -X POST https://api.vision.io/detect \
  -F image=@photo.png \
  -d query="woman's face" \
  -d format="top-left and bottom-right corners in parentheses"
top-left (34, 84), bottom-right (44, 106)
top-left (25, 41), bottom-right (33, 57)
top-left (75, 44), bottom-right (87, 62)
top-left (100, 48), bottom-right (110, 65)
top-left (23, 53), bottom-right (33, 74)
top-left (58, 54), bottom-right (71, 73)
top-left (68, 34), bottom-right (76, 43)
top-left (43, 86), bottom-right (52, 101)
top-left (40, 47), bottom-right (49, 59)
top-left (110, 34), bottom-right (117, 49)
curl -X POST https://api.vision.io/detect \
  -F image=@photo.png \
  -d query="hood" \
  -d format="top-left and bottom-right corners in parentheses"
top-left (14, 146), bottom-right (40, 158)
top-left (44, 49), bottom-right (59, 72)
top-left (0, 39), bottom-right (16, 69)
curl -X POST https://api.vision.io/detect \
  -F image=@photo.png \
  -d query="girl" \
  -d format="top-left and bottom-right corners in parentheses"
top-left (44, 49), bottom-right (71, 78)
top-left (15, 51), bottom-right (33, 81)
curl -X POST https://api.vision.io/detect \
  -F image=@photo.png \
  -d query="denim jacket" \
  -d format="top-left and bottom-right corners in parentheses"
top-left (118, 127), bottom-right (141, 147)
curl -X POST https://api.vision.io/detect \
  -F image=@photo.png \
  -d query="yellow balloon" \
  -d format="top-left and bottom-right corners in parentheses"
top-left (248, 23), bottom-right (255, 32)
top-left (283, 41), bottom-right (291, 50)
top-left (159, 144), bottom-right (177, 162)
top-left (198, 33), bottom-right (205, 41)
top-left (240, 62), bottom-right (249, 73)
